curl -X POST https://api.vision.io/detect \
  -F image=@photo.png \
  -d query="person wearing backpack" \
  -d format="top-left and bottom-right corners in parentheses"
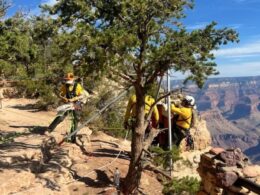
top-left (124, 94), bottom-right (159, 140)
top-left (163, 95), bottom-right (196, 148)
top-left (46, 72), bottom-right (85, 143)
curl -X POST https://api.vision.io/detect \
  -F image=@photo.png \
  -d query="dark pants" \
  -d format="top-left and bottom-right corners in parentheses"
top-left (172, 125), bottom-right (194, 150)
top-left (48, 110), bottom-right (80, 143)
top-left (157, 124), bottom-right (187, 149)
top-left (172, 125), bottom-right (187, 147)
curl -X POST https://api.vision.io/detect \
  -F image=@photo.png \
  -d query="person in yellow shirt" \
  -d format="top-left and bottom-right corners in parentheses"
top-left (169, 95), bottom-right (195, 147)
top-left (124, 94), bottom-right (159, 138)
top-left (47, 73), bottom-right (84, 143)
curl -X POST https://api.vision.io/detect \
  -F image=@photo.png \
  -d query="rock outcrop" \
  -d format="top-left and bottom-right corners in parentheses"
top-left (198, 147), bottom-right (260, 195)
top-left (173, 76), bottom-right (260, 163)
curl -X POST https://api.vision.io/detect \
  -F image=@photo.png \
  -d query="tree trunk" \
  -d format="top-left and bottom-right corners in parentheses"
top-left (122, 87), bottom-right (146, 194)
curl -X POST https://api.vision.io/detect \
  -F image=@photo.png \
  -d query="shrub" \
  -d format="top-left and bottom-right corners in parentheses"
top-left (0, 132), bottom-right (25, 144)
top-left (149, 146), bottom-right (182, 169)
top-left (163, 176), bottom-right (201, 195)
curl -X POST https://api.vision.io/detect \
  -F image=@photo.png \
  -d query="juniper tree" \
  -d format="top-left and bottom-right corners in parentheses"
top-left (0, 0), bottom-right (10, 18)
top-left (0, 12), bottom-right (39, 77)
top-left (43, 0), bottom-right (238, 193)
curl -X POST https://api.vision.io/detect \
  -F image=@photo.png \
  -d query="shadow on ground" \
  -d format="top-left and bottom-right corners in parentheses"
top-left (8, 125), bottom-right (47, 134)
top-left (9, 104), bottom-right (40, 112)
top-left (70, 169), bottom-right (113, 188)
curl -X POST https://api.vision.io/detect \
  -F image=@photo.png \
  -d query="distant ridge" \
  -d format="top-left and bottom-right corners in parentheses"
top-left (168, 75), bottom-right (260, 163)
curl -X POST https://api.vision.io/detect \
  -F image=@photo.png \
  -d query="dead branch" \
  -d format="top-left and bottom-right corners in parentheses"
top-left (144, 163), bottom-right (172, 180)
top-left (143, 127), bottom-right (160, 151)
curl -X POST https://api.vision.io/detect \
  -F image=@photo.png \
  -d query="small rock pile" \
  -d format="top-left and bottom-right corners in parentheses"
top-left (197, 147), bottom-right (260, 195)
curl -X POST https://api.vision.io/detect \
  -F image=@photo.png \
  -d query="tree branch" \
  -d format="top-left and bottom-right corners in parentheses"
top-left (143, 127), bottom-right (160, 150)
top-left (109, 68), bottom-right (135, 83)
top-left (144, 163), bottom-right (172, 180)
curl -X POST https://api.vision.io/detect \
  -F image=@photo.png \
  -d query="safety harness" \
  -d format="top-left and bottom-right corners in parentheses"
top-left (65, 82), bottom-right (78, 99)
top-left (175, 107), bottom-right (193, 128)
top-left (175, 110), bottom-right (194, 150)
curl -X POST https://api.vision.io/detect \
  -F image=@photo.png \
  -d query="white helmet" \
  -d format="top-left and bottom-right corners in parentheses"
top-left (184, 95), bottom-right (195, 107)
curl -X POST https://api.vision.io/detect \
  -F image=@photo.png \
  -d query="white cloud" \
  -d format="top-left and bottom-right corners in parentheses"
top-left (28, 0), bottom-right (57, 16)
top-left (169, 61), bottom-right (260, 79)
top-left (213, 40), bottom-right (260, 58)
top-left (186, 22), bottom-right (242, 31)
top-left (229, 24), bottom-right (242, 29)
top-left (233, 0), bottom-right (259, 3)
top-left (186, 22), bottom-right (208, 30)
top-left (216, 61), bottom-right (260, 77)
top-left (41, 0), bottom-right (58, 6)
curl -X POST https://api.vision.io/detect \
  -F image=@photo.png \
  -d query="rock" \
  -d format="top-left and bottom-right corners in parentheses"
top-left (243, 165), bottom-right (260, 178)
top-left (141, 177), bottom-right (150, 185)
top-left (193, 154), bottom-right (201, 164)
top-left (0, 89), bottom-right (4, 99)
top-left (209, 147), bottom-right (225, 155)
top-left (216, 171), bottom-right (238, 187)
top-left (0, 170), bottom-right (36, 194)
top-left (191, 120), bottom-right (212, 150)
top-left (102, 187), bottom-right (118, 195)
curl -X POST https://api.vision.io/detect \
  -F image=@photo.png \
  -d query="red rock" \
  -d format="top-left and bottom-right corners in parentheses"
top-left (243, 165), bottom-right (260, 178)
top-left (209, 147), bottom-right (225, 155)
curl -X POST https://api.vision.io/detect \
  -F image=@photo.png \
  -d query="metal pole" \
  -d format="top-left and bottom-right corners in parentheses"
top-left (167, 70), bottom-right (173, 175)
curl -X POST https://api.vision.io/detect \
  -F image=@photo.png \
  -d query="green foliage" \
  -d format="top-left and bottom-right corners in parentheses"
top-left (44, 0), bottom-right (238, 89)
top-left (146, 81), bottom-right (161, 98)
top-left (163, 176), bottom-right (201, 195)
top-left (0, 0), bottom-right (10, 18)
top-left (0, 0), bottom-right (240, 193)
top-left (105, 109), bottom-right (123, 128)
top-left (0, 132), bottom-right (24, 144)
top-left (149, 146), bottom-right (182, 169)
top-left (0, 0), bottom-right (239, 109)
top-left (101, 106), bottom-right (132, 139)
top-left (15, 79), bottom-right (58, 109)
top-left (34, 84), bottom-right (58, 110)
top-left (84, 87), bottom-right (129, 138)
top-left (0, 13), bottom-right (38, 77)
top-left (80, 97), bottom-right (106, 133)
top-left (181, 159), bottom-right (193, 168)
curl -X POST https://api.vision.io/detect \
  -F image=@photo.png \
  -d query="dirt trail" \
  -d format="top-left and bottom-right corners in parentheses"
top-left (0, 98), bottom-right (163, 195)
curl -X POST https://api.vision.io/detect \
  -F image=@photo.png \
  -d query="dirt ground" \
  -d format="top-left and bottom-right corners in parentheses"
top-left (0, 98), bottom-right (163, 195)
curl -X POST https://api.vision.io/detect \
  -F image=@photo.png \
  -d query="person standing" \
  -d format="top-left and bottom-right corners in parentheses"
top-left (163, 95), bottom-right (195, 148)
top-left (124, 94), bottom-right (159, 139)
top-left (46, 73), bottom-right (84, 143)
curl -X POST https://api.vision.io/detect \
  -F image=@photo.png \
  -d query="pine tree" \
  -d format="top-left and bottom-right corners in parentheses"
top-left (42, 0), bottom-right (239, 194)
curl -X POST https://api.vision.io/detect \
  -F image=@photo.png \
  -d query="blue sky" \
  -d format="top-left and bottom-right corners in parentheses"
top-left (6, 0), bottom-right (260, 78)
top-left (182, 0), bottom-right (260, 78)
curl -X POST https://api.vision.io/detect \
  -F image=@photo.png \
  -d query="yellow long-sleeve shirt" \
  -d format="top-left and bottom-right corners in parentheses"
top-left (60, 83), bottom-right (83, 99)
top-left (171, 104), bottom-right (192, 130)
top-left (124, 94), bottom-right (159, 124)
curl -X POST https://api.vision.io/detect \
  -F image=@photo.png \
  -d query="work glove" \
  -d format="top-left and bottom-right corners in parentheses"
top-left (68, 97), bottom-right (78, 102)
top-left (61, 97), bottom-right (68, 103)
